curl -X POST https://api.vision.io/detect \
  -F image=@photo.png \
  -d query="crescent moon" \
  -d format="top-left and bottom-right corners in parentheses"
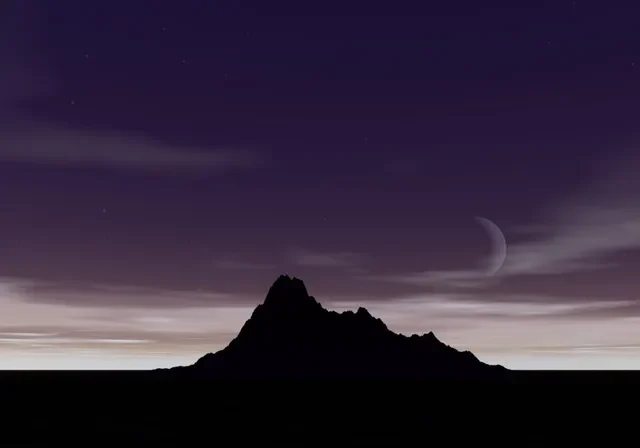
top-left (474, 216), bottom-right (507, 276)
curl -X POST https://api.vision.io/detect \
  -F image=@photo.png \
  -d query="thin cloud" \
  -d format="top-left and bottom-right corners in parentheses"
top-left (374, 151), bottom-right (640, 288)
top-left (497, 152), bottom-right (640, 277)
top-left (0, 336), bottom-right (152, 345)
top-left (0, 126), bottom-right (262, 174)
top-left (0, 2), bottom-right (261, 175)
top-left (289, 248), bottom-right (370, 273)
top-left (329, 294), bottom-right (632, 321)
top-left (213, 260), bottom-right (275, 270)
top-left (373, 269), bottom-right (489, 289)
top-left (0, 277), bottom-right (256, 308)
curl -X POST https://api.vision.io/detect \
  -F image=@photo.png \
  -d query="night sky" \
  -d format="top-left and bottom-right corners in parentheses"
top-left (2, 0), bottom-right (640, 369)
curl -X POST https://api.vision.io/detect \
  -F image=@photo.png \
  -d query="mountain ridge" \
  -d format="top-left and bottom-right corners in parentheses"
top-left (160, 275), bottom-right (511, 380)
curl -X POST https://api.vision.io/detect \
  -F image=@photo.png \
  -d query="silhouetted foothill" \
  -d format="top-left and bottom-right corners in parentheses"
top-left (165, 275), bottom-right (512, 381)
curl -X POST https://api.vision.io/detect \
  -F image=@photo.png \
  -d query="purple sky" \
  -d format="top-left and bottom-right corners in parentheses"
top-left (1, 0), bottom-right (640, 369)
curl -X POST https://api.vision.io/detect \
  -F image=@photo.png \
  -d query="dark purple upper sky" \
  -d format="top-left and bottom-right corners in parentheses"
top-left (1, 0), bottom-right (640, 369)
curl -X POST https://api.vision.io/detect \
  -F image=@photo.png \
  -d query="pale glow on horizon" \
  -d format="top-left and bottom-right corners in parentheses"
top-left (0, 283), bottom-right (639, 370)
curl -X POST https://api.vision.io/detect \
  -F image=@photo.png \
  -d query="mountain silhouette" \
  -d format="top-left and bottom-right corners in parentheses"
top-left (163, 275), bottom-right (512, 380)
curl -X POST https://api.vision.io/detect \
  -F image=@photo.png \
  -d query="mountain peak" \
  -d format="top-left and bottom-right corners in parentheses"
top-left (265, 274), bottom-right (308, 300)
top-left (176, 275), bottom-right (511, 380)
top-left (262, 274), bottom-right (320, 313)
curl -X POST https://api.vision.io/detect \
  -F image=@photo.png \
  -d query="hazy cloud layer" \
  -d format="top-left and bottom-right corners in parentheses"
top-left (1, 276), bottom-right (639, 369)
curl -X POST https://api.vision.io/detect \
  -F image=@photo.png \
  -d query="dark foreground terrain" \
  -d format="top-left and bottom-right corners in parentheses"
top-left (0, 370), bottom-right (635, 444)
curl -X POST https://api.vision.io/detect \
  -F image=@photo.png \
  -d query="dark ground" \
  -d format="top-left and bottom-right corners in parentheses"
top-left (0, 370), bottom-right (635, 445)
top-left (3, 368), bottom-right (639, 382)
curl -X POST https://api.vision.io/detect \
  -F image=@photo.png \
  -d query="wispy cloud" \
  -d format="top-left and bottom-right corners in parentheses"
top-left (373, 269), bottom-right (489, 289)
top-left (490, 154), bottom-right (640, 278)
top-left (288, 248), bottom-right (370, 273)
top-left (0, 127), bottom-right (262, 174)
top-left (327, 294), bottom-right (640, 370)
top-left (0, 276), bottom-right (262, 368)
top-left (0, 277), bottom-right (255, 308)
top-left (374, 151), bottom-right (640, 288)
top-left (0, 336), bottom-right (152, 345)
top-left (213, 260), bottom-right (275, 270)
top-left (329, 294), bottom-right (633, 322)
top-left (0, 2), bottom-right (261, 175)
